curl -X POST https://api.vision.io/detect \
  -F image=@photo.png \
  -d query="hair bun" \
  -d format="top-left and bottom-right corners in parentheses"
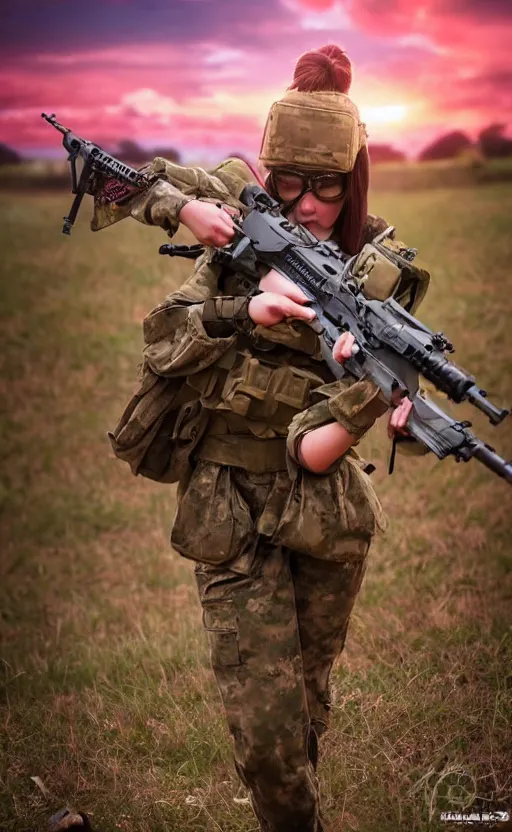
top-left (290, 44), bottom-right (352, 94)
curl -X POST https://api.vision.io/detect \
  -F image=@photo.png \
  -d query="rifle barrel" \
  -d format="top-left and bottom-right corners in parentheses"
top-left (41, 112), bottom-right (69, 135)
top-left (466, 384), bottom-right (509, 425)
top-left (472, 443), bottom-right (512, 483)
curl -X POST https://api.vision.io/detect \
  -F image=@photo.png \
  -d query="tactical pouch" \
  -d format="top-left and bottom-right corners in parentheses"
top-left (220, 351), bottom-right (324, 424)
top-left (107, 368), bottom-right (208, 483)
top-left (185, 345), bottom-right (237, 408)
top-left (353, 236), bottom-right (430, 315)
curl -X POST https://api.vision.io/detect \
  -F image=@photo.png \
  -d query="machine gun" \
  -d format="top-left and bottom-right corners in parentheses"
top-left (162, 184), bottom-right (511, 483)
top-left (41, 113), bottom-right (149, 234)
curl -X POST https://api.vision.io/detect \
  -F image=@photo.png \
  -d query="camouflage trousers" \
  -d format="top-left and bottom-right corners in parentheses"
top-left (194, 540), bottom-right (368, 832)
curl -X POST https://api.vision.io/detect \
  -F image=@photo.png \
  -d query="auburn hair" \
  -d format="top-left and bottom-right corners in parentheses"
top-left (280, 44), bottom-right (368, 255)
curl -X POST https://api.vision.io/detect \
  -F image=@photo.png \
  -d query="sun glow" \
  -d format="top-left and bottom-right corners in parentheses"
top-left (360, 104), bottom-right (409, 126)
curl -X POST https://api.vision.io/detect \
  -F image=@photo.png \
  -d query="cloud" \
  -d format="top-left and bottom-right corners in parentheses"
top-left (287, 0), bottom-right (338, 8)
top-left (204, 49), bottom-right (244, 65)
top-left (1, 0), bottom-right (511, 159)
top-left (1, 0), bottom-right (294, 55)
top-left (115, 89), bottom-right (179, 121)
top-left (281, 0), bottom-right (352, 28)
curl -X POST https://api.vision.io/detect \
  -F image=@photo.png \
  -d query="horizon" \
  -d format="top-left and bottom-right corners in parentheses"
top-left (2, 0), bottom-right (511, 164)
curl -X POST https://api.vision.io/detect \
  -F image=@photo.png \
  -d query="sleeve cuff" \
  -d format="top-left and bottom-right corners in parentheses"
top-left (328, 379), bottom-right (388, 440)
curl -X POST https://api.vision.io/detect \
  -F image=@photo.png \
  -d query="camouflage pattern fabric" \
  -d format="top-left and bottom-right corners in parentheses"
top-left (171, 452), bottom-right (384, 566)
top-left (100, 153), bottom-right (431, 831)
top-left (194, 468), bottom-right (369, 832)
top-left (259, 90), bottom-right (367, 173)
top-left (91, 156), bottom-right (254, 233)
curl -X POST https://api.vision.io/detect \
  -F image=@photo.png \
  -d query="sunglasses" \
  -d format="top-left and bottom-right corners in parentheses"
top-left (268, 168), bottom-right (346, 204)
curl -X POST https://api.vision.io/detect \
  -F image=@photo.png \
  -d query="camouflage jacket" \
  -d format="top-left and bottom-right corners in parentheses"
top-left (99, 157), bottom-right (430, 565)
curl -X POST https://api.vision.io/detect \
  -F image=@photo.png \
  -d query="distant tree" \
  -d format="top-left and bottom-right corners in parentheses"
top-left (116, 140), bottom-right (181, 165)
top-left (418, 131), bottom-right (472, 162)
top-left (0, 143), bottom-right (21, 165)
top-left (152, 147), bottom-right (182, 164)
top-left (478, 123), bottom-right (512, 158)
top-left (116, 139), bottom-right (151, 164)
top-left (369, 144), bottom-right (406, 164)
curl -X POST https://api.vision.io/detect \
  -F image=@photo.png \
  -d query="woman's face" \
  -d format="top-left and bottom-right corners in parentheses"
top-left (287, 191), bottom-right (344, 241)
top-left (267, 168), bottom-right (345, 241)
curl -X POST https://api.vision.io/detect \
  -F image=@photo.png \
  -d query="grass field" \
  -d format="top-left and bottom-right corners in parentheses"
top-left (1, 184), bottom-right (511, 832)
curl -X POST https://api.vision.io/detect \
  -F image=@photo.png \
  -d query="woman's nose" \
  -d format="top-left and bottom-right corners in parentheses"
top-left (298, 190), bottom-right (317, 214)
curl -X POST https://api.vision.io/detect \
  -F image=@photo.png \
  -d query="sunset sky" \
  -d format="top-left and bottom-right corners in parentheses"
top-left (2, 0), bottom-right (511, 162)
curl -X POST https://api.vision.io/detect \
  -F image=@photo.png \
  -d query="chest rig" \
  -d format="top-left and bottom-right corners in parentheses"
top-left (186, 269), bottom-right (333, 438)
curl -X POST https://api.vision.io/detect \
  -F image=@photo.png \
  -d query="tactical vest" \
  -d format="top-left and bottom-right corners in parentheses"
top-left (108, 225), bottom-right (430, 482)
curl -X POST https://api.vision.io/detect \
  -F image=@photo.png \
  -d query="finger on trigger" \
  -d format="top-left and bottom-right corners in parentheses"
top-left (219, 215), bottom-right (234, 231)
top-left (292, 289), bottom-right (309, 304)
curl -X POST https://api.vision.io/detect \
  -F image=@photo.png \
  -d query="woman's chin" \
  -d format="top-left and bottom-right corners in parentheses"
top-left (303, 222), bottom-right (330, 241)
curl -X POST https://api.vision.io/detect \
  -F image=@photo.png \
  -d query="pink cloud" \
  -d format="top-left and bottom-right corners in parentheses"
top-left (278, 0), bottom-right (512, 144)
top-left (1, 1), bottom-right (511, 161)
top-left (291, 0), bottom-right (337, 9)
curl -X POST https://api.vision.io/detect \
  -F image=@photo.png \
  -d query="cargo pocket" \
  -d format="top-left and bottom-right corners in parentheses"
top-left (342, 456), bottom-right (387, 536)
top-left (202, 602), bottom-right (241, 667)
top-left (171, 462), bottom-right (255, 566)
top-left (270, 464), bottom-right (377, 560)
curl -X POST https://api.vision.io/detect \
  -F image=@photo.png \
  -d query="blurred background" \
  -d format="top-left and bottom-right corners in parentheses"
top-left (1, 0), bottom-right (512, 186)
top-left (1, 3), bottom-right (512, 832)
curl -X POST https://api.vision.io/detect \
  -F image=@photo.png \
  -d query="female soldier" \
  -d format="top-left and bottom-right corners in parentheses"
top-left (98, 45), bottom-right (425, 832)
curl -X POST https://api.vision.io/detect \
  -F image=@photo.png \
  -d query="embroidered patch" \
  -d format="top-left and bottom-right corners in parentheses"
top-left (98, 178), bottom-right (137, 205)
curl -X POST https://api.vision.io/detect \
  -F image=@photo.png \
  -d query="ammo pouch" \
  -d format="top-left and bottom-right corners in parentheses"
top-left (353, 233), bottom-right (430, 314)
top-left (107, 368), bottom-right (209, 483)
top-left (218, 349), bottom-right (326, 425)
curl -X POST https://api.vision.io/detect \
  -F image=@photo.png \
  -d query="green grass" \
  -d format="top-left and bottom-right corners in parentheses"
top-left (1, 186), bottom-right (511, 832)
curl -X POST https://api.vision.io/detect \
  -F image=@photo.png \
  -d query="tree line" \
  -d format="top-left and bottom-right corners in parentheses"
top-left (369, 123), bottom-right (512, 164)
top-left (1, 123), bottom-right (511, 166)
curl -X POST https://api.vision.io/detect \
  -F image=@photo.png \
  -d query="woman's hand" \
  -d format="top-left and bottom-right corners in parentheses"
top-left (333, 331), bottom-right (357, 363)
top-left (251, 269), bottom-right (319, 327)
top-left (248, 292), bottom-right (316, 327)
top-left (333, 331), bottom-right (414, 438)
top-left (258, 269), bottom-right (310, 304)
top-left (388, 396), bottom-right (413, 439)
top-left (178, 200), bottom-right (236, 247)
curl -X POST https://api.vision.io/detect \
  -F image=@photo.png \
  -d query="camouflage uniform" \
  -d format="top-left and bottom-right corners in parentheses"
top-left (96, 157), bottom-right (429, 832)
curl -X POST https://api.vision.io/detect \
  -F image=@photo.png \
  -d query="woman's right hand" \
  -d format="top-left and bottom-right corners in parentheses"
top-left (248, 292), bottom-right (317, 327)
top-left (178, 200), bottom-right (236, 247)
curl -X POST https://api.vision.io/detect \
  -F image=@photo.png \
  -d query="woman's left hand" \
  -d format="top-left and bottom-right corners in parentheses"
top-left (388, 396), bottom-right (413, 439)
top-left (332, 332), bottom-right (414, 438)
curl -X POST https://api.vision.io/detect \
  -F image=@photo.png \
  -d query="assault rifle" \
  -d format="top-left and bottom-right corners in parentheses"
top-left (41, 113), bottom-right (149, 234)
top-left (161, 184), bottom-right (512, 484)
top-left (42, 115), bottom-right (509, 483)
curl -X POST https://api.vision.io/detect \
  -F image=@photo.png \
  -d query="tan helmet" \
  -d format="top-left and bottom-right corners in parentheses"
top-left (259, 89), bottom-right (367, 173)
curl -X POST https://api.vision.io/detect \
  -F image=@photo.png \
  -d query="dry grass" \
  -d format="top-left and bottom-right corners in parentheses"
top-left (1, 185), bottom-right (511, 832)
